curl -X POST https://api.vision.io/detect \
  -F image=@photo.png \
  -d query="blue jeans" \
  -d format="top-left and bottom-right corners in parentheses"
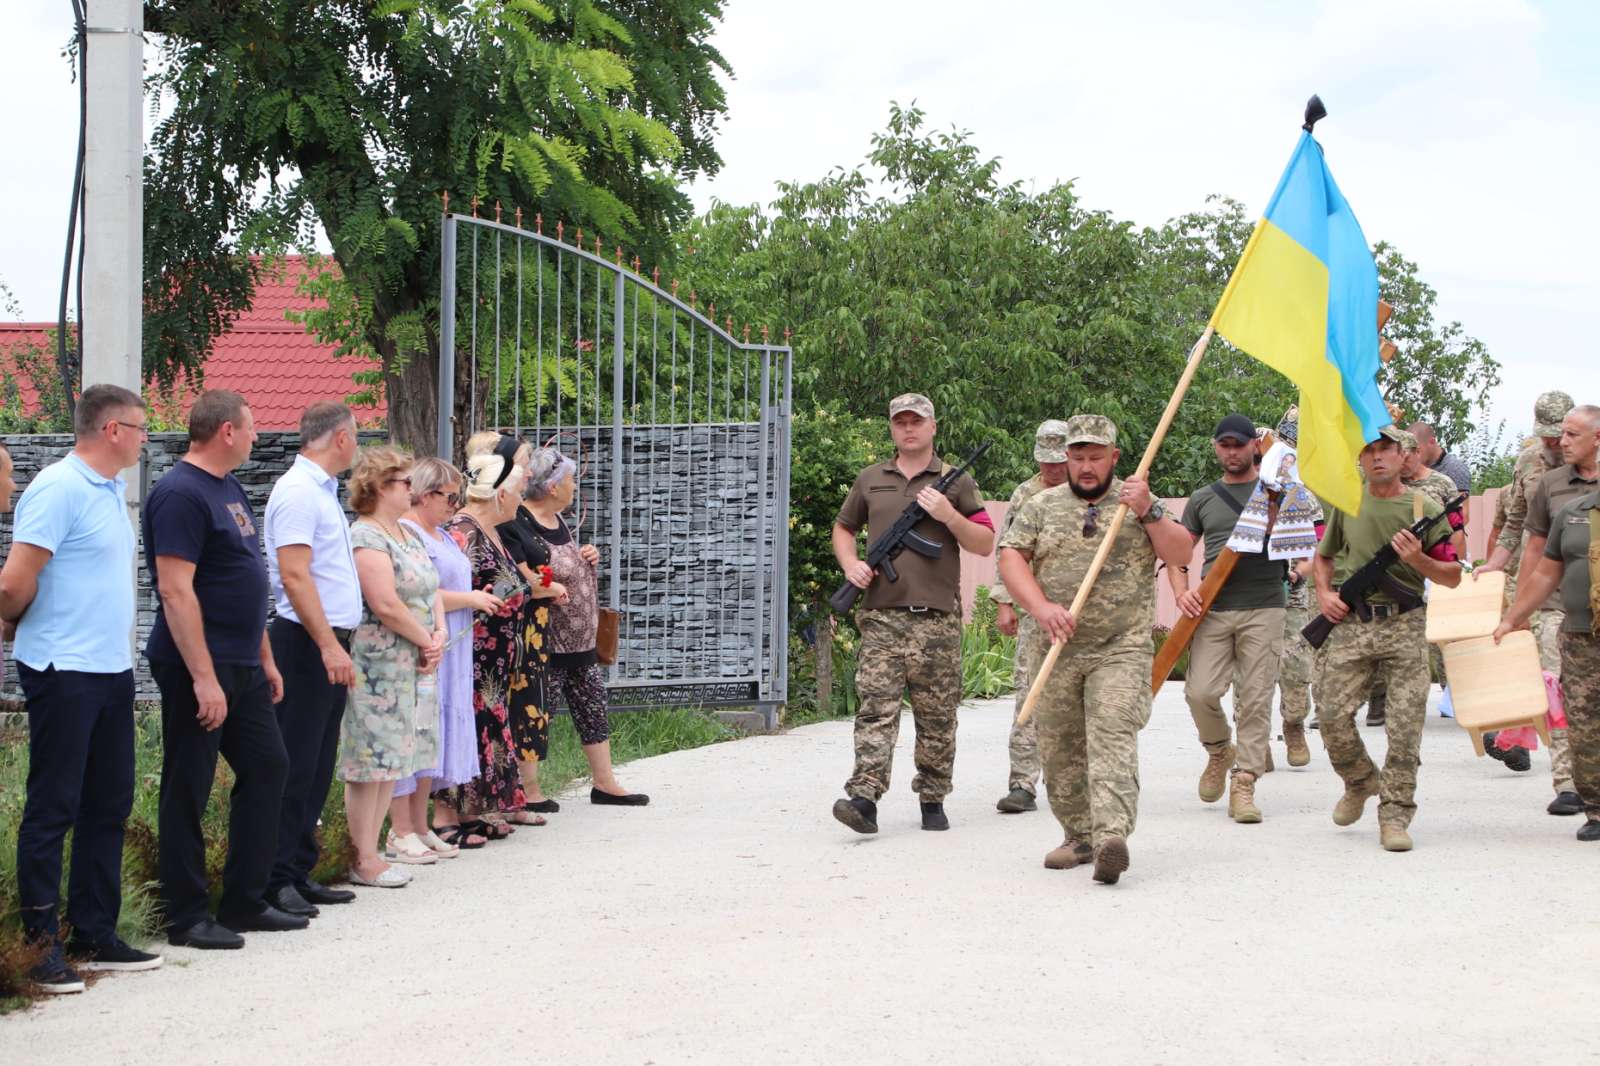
top-left (15, 665), bottom-right (136, 945)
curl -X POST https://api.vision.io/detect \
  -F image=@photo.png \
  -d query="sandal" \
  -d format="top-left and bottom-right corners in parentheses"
top-left (385, 831), bottom-right (439, 865)
top-left (505, 810), bottom-right (547, 827)
top-left (464, 817), bottom-right (515, 840)
top-left (433, 824), bottom-right (487, 850)
top-left (419, 829), bottom-right (461, 858)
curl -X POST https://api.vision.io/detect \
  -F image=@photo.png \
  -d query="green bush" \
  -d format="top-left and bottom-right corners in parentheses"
top-left (962, 587), bottom-right (1017, 698)
top-left (1151, 626), bottom-right (1190, 682)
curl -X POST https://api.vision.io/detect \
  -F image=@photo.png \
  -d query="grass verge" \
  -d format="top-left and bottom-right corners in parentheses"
top-left (0, 704), bottom-right (734, 1012)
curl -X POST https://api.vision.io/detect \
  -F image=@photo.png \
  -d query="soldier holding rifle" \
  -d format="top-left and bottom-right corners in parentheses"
top-left (1311, 427), bottom-right (1461, 853)
top-left (997, 415), bottom-right (1192, 885)
top-left (830, 394), bottom-right (994, 835)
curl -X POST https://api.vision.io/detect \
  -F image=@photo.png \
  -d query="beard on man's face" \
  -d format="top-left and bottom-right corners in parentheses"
top-left (1069, 472), bottom-right (1112, 500)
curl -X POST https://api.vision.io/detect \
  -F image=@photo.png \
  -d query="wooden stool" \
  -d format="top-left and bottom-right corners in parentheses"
top-left (1426, 571), bottom-right (1505, 644)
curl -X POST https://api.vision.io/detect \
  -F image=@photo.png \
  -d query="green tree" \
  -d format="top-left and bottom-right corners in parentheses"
top-left (141, 0), bottom-right (730, 454)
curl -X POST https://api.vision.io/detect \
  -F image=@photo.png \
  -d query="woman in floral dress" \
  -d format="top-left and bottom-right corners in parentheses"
top-left (440, 449), bottom-right (534, 835)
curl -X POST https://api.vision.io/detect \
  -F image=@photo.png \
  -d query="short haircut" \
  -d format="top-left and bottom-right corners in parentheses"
top-left (409, 456), bottom-right (462, 504)
top-left (347, 445), bottom-right (413, 515)
top-left (464, 451), bottom-right (522, 503)
top-left (1407, 422), bottom-right (1437, 444)
top-left (300, 401), bottom-right (355, 449)
top-left (524, 447), bottom-right (577, 501)
top-left (74, 383), bottom-right (144, 438)
top-left (1570, 404), bottom-right (1600, 429)
top-left (188, 389), bottom-right (248, 444)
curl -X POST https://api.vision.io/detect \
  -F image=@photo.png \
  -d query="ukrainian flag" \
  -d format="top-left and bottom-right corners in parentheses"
top-left (1210, 130), bottom-right (1390, 515)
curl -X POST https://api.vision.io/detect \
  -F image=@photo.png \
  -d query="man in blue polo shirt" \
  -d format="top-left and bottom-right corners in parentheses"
top-left (0, 383), bottom-right (163, 993)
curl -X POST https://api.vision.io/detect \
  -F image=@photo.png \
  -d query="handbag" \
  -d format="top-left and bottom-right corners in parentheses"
top-left (596, 607), bottom-right (620, 665)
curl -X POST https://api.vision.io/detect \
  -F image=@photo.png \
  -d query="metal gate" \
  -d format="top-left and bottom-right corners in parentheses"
top-left (435, 207), bottom-right (791, 724)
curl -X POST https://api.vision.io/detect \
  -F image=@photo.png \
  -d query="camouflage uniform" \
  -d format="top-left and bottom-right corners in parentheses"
top-left (1491, 391), bottom-right (1574, 794)
top-left (993, 473), bottom-right (1047, 795)
top-left (1279, 578), bottom-right (1315, 725)
top-left (848, 608), bottom-right (964, 801)
top-left (1001, 426), bottom-right (1159, 847)
top-left (1315, 482), bottom-right (1450, 831)
top-left (1562, 634), bottom-right (1600, 820)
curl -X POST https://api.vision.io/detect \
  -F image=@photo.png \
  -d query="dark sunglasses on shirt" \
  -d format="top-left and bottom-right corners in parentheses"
top-left (1083, 503), bottom-right (1100, 538)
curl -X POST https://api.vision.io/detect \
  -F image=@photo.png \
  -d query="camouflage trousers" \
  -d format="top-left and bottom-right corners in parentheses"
top-left (1008, 617), bottom-right (1041, 795)
top-left (846, 608), bottom-right (963, 802)
top-left (1313, 609), bottom-right (1430, 828)
top-left (1558, 632), bottom-right (1600, 819)
top-left (1278, 581), bottom-right (1314, 725)
top-left (1029, 636), bottom-right (1154, 847)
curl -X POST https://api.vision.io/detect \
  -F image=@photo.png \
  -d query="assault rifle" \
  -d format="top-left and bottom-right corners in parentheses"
top-left (1301, 492), bottom-right (1467, 650)
top-left (829, 441), bottom-right (992, 614)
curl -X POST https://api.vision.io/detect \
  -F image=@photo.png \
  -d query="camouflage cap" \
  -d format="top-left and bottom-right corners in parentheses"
top-left (1063, 414), bottom-right (1117, 448)
top-left (1395, 429), bottom-right (1420, 453)
top-left (1033, 419), bottom-right (1071, 463)
top-left (1371, 424), bottom-right (1406, 447)
top-left (1533, 390), bottom-right (1574, 437)
top-left (888, 392), bottom-right (935, 420)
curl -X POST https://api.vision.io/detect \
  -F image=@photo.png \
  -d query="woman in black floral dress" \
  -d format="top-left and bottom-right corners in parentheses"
top-left (437, 451), bottom-right (533, 833)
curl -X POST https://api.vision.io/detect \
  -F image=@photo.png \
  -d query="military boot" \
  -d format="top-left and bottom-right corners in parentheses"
top-left (1283, 722), bottom-right (1311, 767)
top-left (1043, 839), bottom-right (1094, 869)
top-left (1365, 691), bottom-right (1387, 726)
top-left (1332, 778), bottom-right (1380, 826)
top-left (1380, 824), bottom-right (1413, 852)
top-left (1198, 743), bottom-right (1234, 803)
top-left (1092, 837), bottom-right (1130, 885)
top-left (1228, 772), bottom-right (1262, 823)
top-left (832, 797), bottom-right (878, 834)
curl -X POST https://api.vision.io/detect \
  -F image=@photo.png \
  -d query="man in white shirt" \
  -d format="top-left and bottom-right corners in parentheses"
top-left (263, 402), bottom-right (362, 915)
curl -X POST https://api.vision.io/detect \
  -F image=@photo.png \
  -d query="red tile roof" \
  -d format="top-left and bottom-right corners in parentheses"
top-left (0, 256), bottom-right (386, 430)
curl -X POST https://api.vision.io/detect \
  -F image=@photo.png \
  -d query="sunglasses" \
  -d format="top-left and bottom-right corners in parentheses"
top-left (1083, 503), bottom-right (1100, 538)
top-left (388, 476), bottom-right (413, 488)
top-left (429, 488), bottom-right (463, 507)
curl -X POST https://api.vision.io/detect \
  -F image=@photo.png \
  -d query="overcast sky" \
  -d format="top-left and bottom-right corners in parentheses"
top-left (3, 0), bottom-right (1595, 439)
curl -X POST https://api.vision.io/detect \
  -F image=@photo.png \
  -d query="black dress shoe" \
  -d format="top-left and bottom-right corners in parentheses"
top-left (296, 881), bottom-right (356, 905)
top-left (167, 918), bottom-right (245, 950)
top-left (218, 905), bottom-right (310, 933)
top-left (268, 885), bottom-right (320, 918)
top-left (920, 801), bottom-right (950, 831)
top-left (1548, 791), bottom-right (1584, 816)
top-left (590, 787), bottom-right (649, 806)
top-left (526, 799), bottom-right (560, 813)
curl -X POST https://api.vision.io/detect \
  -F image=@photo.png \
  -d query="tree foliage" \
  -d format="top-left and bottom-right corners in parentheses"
top-left (677, 104), bottom-right (1502, 624)
top-left (142, 0), bottom-right (731, 453)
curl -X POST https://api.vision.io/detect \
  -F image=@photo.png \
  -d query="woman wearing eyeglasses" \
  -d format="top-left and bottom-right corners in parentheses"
top-left (340, 447), bottom-right (445, 888)
top-left (391, 457), bottom-right (504, 854)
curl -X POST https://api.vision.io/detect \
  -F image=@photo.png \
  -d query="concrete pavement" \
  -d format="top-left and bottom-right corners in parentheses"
top-left (8, 688), bottom-right (1597, 1065)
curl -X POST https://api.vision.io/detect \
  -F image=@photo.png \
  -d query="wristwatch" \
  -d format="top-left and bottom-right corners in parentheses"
top-left (1139, 498), bottom-right (1167, 524)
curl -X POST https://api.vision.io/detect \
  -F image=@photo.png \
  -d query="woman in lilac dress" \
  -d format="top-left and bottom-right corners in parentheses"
top-left (392, 458), bottom-right (504, 852)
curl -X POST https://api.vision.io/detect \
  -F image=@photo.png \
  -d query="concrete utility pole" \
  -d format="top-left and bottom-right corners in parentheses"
top-left (82, 0), bottom-right (144, 399)
top-left (82, 0), bottom-right (145, 658)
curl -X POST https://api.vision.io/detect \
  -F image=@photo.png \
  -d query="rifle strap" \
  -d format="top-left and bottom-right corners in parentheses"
top-left (1209, 481), bottom-right (1246, 516)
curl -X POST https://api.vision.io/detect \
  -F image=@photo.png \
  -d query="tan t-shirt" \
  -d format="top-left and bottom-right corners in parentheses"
top-left (836, 455), bottom-right (984, 613)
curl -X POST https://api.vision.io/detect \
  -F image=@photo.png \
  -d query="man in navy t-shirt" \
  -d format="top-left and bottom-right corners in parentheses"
top-left (144, 390), bottom-right (299, 949)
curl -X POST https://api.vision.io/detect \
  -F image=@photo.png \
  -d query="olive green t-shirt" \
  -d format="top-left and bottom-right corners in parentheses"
top-left (1180, 479), bottom-right (1287, 611)
top-left (1318, 487), bottom-right (1449, 605)
top-left (1543, 492), bottom-right (1597, 634)
top-left (836, 455), bottom-right (984, 613)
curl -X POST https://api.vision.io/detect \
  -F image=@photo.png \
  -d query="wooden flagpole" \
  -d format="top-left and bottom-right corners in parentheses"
top-left (1015, 326), bottom-right (1216, 726)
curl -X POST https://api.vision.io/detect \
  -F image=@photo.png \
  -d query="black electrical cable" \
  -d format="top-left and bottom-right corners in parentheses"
top-left (56, 0), bottom-right (87, 424)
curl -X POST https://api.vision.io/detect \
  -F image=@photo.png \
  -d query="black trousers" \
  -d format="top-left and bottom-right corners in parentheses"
top-left (14, 665), bottom-right (135, 945)
top-left (267, 618), bottom-right (350, 893)
top-left (152, 658), bottom-right (289, 930)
